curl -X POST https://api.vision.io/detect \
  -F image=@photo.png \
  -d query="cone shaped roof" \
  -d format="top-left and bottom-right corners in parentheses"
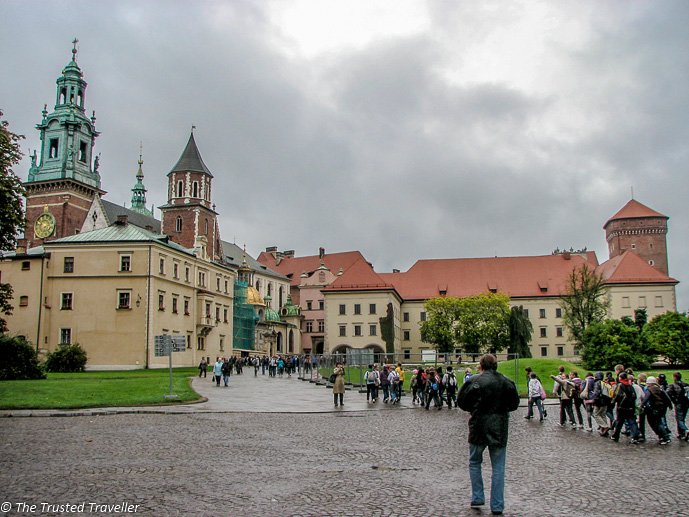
top-left (168, 133), bottom-right (213, 177)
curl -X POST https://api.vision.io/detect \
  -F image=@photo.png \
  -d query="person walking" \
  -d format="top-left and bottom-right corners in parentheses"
top-left (213, 357), bottom-right (223, 387)
top-left (332, 362), bottom-right (345, 406)
top-left (425, 368), bottom-right (442, 410)
top-left (443, 366), bottom-right (458, 409)
top-left (457, 354), bottom-right (520, 516)
top-left (365, 364), bottom-right (379, 403)
top-left (666, 372), bottom-right (689, 441)
top-left (394, 363), bottom-right (405, 403)
top-left (580, 372), bottom-right (596, 431)
top-left (550, 373), bottom-right (576, 427)
top-left (221, 358), bottom-right (231, 387)
top-left (388, 367), bottom-right (400, 404)
top-left (198, 358), bottom-right (207, 378)
top-left (641, 376), bottom-right (673, 445)
top-left (380, 365), bottom-right (391, 403)
top-left (609, 373), bottom-right (640, 443)
top-left (525, 372), bottom-right (545, 421)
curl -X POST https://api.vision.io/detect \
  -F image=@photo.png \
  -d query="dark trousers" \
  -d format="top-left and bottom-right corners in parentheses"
top-left (647, 408), bottom-right (671, 441)
top-left (426, 390), bottom-right (441, 409)
top-left (612, 410), bottom-right (639, 440)
top-left (333, 392), bottom-right (343, 405)
top-left (366, 384), bottom-right (377, 401)
top-left (560, 399), bottom-right (575, 425)
top-left (445, 387), bottom-right (457, 408)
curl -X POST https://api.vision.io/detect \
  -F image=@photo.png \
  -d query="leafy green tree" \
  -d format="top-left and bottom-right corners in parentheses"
top-left (0, 334), bottom-right (45, 380)
top-left (508, 305), bottom-right (533, 358)
top-left (581, 318), bottom-right (653, 370)
top-left (454, 292), bottom-right (510, 354)
top-left (420, 297), bottom-right (458, 354)
top-left (45, 343), bottom-right (88, 372)
top-left (0, 111), bottom-right (26, 333)
top-left (560, 263), bottom-right (609, 348)
top-left (642, 312), bottom-right (689, 365)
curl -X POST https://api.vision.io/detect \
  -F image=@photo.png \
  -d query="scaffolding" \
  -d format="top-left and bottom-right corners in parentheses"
top-left (233, 280), bottom-right (255, 351)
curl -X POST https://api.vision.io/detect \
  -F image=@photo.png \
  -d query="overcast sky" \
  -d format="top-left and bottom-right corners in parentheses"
top-left (3, 1), bottom-right (688, 311)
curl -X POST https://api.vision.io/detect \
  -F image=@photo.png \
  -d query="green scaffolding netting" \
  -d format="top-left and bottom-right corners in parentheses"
top-left (233, 280), bottom-right (255, 350)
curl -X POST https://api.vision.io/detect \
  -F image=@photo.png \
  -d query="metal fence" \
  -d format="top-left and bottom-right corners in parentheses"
top-left (296, 352), bottom-right (522, 392)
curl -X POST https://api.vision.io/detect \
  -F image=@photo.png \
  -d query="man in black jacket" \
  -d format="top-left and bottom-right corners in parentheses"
top-left (457, 354), bottom-right (520, 516)
top-left (666, 372), bottom-right (689, 441)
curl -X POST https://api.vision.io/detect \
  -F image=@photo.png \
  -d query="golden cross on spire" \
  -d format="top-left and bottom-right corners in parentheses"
top-left (72, 38), bottom-right (79, 61)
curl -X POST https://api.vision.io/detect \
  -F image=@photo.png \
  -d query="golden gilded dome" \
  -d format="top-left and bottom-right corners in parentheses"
top-left (246, 286), bottom-right (265, 306)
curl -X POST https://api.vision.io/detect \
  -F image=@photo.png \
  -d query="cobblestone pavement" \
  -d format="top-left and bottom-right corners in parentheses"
top-left (1, 373), bottom-right (688, 517)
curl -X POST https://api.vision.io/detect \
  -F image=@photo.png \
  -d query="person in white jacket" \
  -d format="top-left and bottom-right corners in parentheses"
top-left (525, 373), bottom-right (545, 421)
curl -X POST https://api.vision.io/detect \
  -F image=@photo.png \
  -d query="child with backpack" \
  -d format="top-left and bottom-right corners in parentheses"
top-left (443, 366), bottom-right (458, 409)
top-left (667, 371), bottom-right (689, 441)
top-left (425, 368), bottom-right (441, 410)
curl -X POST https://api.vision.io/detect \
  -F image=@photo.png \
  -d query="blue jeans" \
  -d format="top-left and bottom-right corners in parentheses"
top-left (675, 406), bottom-right (688, 436)
top-left (382, 384), bottom-right (390, 401)
top-left (469, 443), bottom-right (506, 514)
top-left (527, 397), bottom-right (544, 419)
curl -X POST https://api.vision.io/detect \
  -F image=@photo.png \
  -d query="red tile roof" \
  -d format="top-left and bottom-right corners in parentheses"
top-left (378, 252), bottom-right (599, 301)
top-left (596, 250), bottom-right (678, 284)
top-left (323, 257), bottom-right (396, 292)
top-left (604, 199), bottom-right (667, 229)
top-left (256, 250), bottom-right (367, 287)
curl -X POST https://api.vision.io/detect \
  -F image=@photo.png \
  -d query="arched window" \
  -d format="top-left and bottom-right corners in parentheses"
top-left (176, 216), bottom-right (182, 232)
top-left (256, 280), bottom-right (261, 291)
top-left (192, 182), bottom-right (199, 198)
top-left (177, 180), bottom-right (184, 198)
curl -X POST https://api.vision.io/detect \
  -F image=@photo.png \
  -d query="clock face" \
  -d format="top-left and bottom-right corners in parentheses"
top-left (34, 212), bottom-right (56, 239)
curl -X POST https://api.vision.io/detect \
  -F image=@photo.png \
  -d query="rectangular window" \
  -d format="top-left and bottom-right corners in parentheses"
top-left (306, 321), bottom-right (313, 333)
top-left (638, 296), bottom-right (647, 308)
top-left (22, 261), bottom-right (30, 271)
top-left (540, 327), bottom-right (547, 338)
top-left (159, 257), bottom-right (165, 275)
top-left (403, 330), bottom-right (410, 341)
top-left (49, 138), bottom-right (59, 158)
top-left (185, 266), bottom-right (190, 282)
top-left (523, 308), bottom-right (529, 318)
top-left (60, 328), bottom-right (71, 344)
top-left (339, 325), bottom-right (346, 337)
top-left (655, 296), bottom-right (663, 308)
top-left (172, 297), bottom-right (178, 313)
top-left (61, 292), bottom-right (73, 310)
top-left (19, 295), bottom-right (29, 307)
top-left (369, 303), bottom-right (376, 314)
top-left (622, 297), bottom-right (630, 308)
top-left (184, 299), bottom-right (190, 315)
top-left (223, 308), bottom-right (228, 322)
top-left (120, 255), bottom-right (131, 272)
top-left (63, 257), bottom-right (74, 273)
top-left (318, 320), bottom-right (324, 333)
top-left (354, 325), bottom-right (362, 336)
top-left (217, 278), bottom-right (221, 291)
top-left (369, 324), bottom-right (377, 336)
top-left (216, 307), bottom-right (220, 321)
top-left (118, 291), bottom-right (130, 309)
top-left (197, 337), bottom-right (205, 351)
top-left (79, 141), bottom-right (87, 163)
top-left (319, 300), bottom-right (324, 310)
top-left (198, 271), bottom-right (206, 287)
top-left (540, 346), bottom-right (548, 357)
top-left (557, 346), bottom-right (564, 356)
top-left (219, 337), bottom-right (224, 352)
top-left (556, 327), bottom-right (563, 338)
top-left (555, 307), bottom-right (562, 318)
top-left (403, 312), bottom-right (410, 322)
top-left (224, 280), bottom-right (229, 293)
top-left (339, 304), bottom-right (346, 315)
top-left (404, 349), bottom-right (411, 360)
top-left (539, 308), bottom-right (546, 319)
top-left (306, 301), bottom-right (313, 310)
top-left (173, 263), bottom-right (179, 278)
top-left (354, 304), bottom-right (361, 315)
top-left (158, 293), bottom-right (165, 310)
top-left (420, 311), bottom-right (426, 322)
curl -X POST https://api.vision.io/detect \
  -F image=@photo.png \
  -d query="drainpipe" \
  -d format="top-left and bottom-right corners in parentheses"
top-left (36, 253), bottom-right (46, 353)
top-left (145, 245), bottom-right (152, 368)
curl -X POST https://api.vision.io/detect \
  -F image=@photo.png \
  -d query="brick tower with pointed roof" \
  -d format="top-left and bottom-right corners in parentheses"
top-left (604, 199), bottom-right (669, 276)
top-left (159, 131), bottom-right (221, 259)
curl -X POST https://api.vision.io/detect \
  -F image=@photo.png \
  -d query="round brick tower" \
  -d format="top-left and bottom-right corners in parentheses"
top-left (604, 199), bottom-right (669, 276)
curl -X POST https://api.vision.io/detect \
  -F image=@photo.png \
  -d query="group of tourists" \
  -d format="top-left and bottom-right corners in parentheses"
top-left (409, 365), bottom-right (468, 410)
top-left (362, 363), bottom-right (406, 405)
top-left (525, 364), bottom-right (689, 446)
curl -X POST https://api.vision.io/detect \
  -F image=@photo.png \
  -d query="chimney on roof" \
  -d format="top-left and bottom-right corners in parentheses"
top-left (563, 251), bottom-right (571, 260)
top-left (117, 215), bottom-right (128, 225)
top-left (284, 250), bottom-right (295, 258)
top-left (266, 246), bottom-right (278, 259)
top-left (319, 247), bottom-right (325, 259)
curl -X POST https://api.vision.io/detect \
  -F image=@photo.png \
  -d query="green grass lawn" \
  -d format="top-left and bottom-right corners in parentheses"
top-left (0, 368), bottom-right (201, 409)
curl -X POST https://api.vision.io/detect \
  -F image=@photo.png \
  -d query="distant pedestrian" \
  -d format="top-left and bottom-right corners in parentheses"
top-left (332, 362), bottom-right (345, 406)
top-left (221, 358), bottom-right (231, 387)
top-left (425, 368), bottom-right (441, 410)
top-left (198, 358), bottom-right (207, 378)
top-left (525, 372), bottom-right (545, 421)
top-left (666, 372), bottom-right (689, 441)
top-left (213, 358), bottom-right (223, 386)
top-left (641, 376), bottom-right (673, 445)
top-left (457, 354), bottom-right (520, 516)
top-left (365, 364), bottom-right (379, 403)
top-left (443, 366), bottom-right (458, 409)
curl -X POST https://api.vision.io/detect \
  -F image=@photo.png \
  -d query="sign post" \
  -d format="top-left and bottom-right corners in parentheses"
top-left (154, 335), bottom-right (187, 399)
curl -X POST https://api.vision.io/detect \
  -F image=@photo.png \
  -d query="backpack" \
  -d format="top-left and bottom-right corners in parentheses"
top-left (600, 381), bottom-right (613, 400)
top-left (445, 373), bottom-right (457, 388)
top-left (570, 380), bottom-right (581, 399)
top-left (670, 382), bottom-right (689, 406)
top-left (410, 375), bottom-right (418, 388)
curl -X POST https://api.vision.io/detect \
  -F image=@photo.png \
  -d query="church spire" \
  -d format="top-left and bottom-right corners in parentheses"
top-left (130, 142), bottom-right (153, 217)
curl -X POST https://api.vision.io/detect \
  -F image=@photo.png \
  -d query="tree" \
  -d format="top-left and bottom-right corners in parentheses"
top-left (454, 292), bottom-right (510, 354)
top-left (45, 342), bottom-right (88, 372)
top-left (420, 297), bottom-right (458, 354)
top-left (508, 305), bottom-right (533, 358)
top-left (642, 312), bottom-right (689, 365)
top-left (560, 263), bottom-right (609, 348)
top-left (581, 318), bottom-right (653, 370)
top-left (0, 111), bottom-right (26, 333)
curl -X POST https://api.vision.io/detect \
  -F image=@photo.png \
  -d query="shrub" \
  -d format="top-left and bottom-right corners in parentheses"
top-left (581, 319), bottom-right (653, 370)
top-left (0, 334), bottom-right (46, 380)
top-left (45, 342), bottom-right (88, 373)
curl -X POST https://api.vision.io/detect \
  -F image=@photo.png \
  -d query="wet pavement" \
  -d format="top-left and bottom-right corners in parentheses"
top-left (1, 371), bottom-right (688, 516)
